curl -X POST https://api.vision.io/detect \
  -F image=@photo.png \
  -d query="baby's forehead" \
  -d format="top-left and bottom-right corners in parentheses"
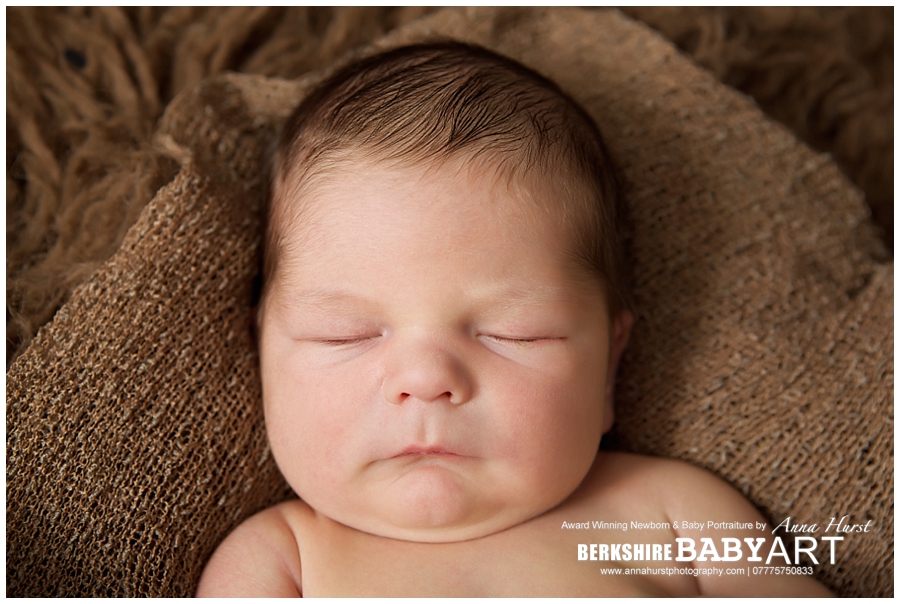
top-left (266, 152), bottom-right (613, 314)
top-left (275, 151), bottom-right (570, 227)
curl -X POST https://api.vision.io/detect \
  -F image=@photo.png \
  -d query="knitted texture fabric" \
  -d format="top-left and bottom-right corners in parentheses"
top-left (6, 7), bottom-right (893, 597)
top-left (619, 7), bottom-right (893, 250)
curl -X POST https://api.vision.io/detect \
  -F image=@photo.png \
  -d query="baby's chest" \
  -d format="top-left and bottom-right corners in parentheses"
top-left (297, 522), bottom-right (678, 597)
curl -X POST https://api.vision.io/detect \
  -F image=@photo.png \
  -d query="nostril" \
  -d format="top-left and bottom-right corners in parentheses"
top-left (395, 391), bottom-right (455, 404)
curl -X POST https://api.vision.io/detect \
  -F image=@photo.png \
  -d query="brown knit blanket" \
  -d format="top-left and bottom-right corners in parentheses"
top-left (6, 7), bottom-right (893, 597)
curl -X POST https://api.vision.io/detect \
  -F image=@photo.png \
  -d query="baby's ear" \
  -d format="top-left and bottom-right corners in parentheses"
top-left (601, 309), bottom-right (634, 433)
top-left (610, 309), bottom-right (634, 370)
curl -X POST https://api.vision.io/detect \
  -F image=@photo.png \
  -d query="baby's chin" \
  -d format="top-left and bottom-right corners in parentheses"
top-left (297, 462), bottom-right (561, 543)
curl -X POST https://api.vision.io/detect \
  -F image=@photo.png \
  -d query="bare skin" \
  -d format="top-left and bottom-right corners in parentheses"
top-left (197, 451), bottom-right (832, 597)
top-left (197, 158), bottom-right (832, 597)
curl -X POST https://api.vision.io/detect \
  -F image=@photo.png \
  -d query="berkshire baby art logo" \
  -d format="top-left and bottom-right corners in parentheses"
top-left (566, 515), bottom-right (870, 578)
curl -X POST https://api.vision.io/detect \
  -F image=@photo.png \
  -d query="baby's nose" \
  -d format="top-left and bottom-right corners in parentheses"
top-left (381, 338), bottom-right (473, 406)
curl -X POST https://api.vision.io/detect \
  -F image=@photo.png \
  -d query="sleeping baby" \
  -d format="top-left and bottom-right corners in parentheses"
top-left (197, 42), bottom-right (832, 597)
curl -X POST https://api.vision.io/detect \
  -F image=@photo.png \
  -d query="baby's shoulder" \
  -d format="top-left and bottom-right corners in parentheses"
top-left (580, 452), bottom-right (833, 597)
top-left (586, 450), bottom-right (722, 489)
top-left (196, 499), bottom-right (311, 597)
top-left (581, 451), bottom-right (756, 520)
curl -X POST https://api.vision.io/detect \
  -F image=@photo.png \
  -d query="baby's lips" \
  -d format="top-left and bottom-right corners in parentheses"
top-left (393, 445), bottom-right (461, 458)
top-left (385, 439), bottom-right (484, 460)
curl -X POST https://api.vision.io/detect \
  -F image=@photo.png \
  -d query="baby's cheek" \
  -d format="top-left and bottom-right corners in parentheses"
top-left (272, 355), bottom-right (388, 489)
top-left (264, 372), bottom-right (341, 484)
top-left (489, 363), bottom-right (603, 477)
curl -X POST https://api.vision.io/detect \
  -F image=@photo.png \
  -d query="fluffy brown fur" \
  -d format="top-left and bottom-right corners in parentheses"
top-left (6, 7), bottom-right (893, 365)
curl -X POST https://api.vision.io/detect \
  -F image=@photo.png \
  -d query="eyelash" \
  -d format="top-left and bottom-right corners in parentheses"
top-left (315, 337), bottom-right (375, 346)
top-left (485, 335), bottom-right (545, 345)
top-left (315, 335), bottom-right (545, 347)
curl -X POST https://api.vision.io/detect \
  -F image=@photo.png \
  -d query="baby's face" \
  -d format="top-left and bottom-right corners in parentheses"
top-left (259, 157), bottom-right (619, 542)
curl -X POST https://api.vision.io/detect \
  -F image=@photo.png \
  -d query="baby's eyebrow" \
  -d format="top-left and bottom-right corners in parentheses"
top-left (273, 282), bottom-right (579, 316)
top-left (468, 282), bottom-right (574, 314)
top-left (275, 288), bottom-right (379, 313)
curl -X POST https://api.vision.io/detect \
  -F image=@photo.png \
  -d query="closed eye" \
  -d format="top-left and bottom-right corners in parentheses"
top-left (483, 335), bottom-right (549, 345)
top-left (314, 336), bottom-right (378, 346)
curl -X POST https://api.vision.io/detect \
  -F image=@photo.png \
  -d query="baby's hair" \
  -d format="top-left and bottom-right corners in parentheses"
top-left (265, 41), bottom-right (632, 315)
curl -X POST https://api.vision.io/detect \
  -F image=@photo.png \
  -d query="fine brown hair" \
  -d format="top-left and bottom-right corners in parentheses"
top-left (265, 42), bottom-right (632, 314)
